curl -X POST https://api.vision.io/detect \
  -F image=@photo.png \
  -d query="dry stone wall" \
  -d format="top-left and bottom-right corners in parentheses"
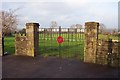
top-left (97, 39), bottom-right (120, 67)
top-left (97, 40), bottom-right (108, 65)
top-left (15, 23), bottom-right (39, 57)
top-left (111, 41), bottom-right (120, 67)
top-left (84, 22), bottom-right (120, 67)
top-left (14, 22), bottom-right (119, 67)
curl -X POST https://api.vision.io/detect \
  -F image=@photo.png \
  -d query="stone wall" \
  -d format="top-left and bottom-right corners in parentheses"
top-left (84, 22), bottom-right (120, 67)
top-left (111, 41), bottom-right (120, 67)
top-left (97, 39), bottom-right (120, 67)
top-left (15, 23), bottom-right (39, 57)
top-left (97, 40), bottom-right (108, 65)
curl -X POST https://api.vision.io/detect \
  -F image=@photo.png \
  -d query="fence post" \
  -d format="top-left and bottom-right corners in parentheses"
top-left (0, 33), bottom-right (2, 56)
top-left (2, 35), bottom-right (4, 56)
top-left (107, 39), bottom-right (112, 66)
top-left (59, 26), bottom-right (61, 58)
top-left (0, 31), bottom-right (3, 56)
top-left (84, 22), bottom-right (99, 63)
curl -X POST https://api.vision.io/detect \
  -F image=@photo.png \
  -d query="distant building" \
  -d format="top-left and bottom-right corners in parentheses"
top-left (39, 28), bottom-right (84, 33)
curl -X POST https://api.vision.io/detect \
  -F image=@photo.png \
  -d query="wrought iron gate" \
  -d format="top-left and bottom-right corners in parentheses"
top-left (39, 26), bottom-right (84, 60)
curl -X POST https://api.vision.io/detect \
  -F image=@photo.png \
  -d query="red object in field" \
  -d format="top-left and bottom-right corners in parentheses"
top-left (57, 36), bottom-right (64, 44)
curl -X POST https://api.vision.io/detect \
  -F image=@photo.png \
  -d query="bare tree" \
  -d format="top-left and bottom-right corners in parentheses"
top-left (70, 24), bottom-right (82, 29)
top-left (112, 28), bottom-right (118, 35)
top-left (70, 24), bottom-right (76, 29)
top-left (0, 9), bottom-right (19, 36)
top-left (19, 28), bottom-right (26, 34)
top-left (99, 23), bottom-right (107, 34)
top-left (50, 21), bottom-right (58, 28)
top-left (76, 24), bottom-right (82, 29)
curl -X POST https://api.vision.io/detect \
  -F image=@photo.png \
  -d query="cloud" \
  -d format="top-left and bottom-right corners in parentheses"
top-left (64, 0), bottom-right (89, 7)
top-left (1, 1), bottom-right (118, 29)
top-left (2, 0), bottom-right (119, 2)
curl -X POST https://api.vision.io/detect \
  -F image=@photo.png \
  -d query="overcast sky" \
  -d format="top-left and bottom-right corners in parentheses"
top-left (1, 0), bottom-right (119, 29)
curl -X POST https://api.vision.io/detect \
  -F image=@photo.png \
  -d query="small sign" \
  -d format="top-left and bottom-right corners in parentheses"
top-left (57, 36), bottom-right (64, 44)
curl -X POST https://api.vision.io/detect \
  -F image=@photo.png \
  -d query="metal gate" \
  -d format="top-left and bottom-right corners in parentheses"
top-left (39, 26), bottom-right (84, 60)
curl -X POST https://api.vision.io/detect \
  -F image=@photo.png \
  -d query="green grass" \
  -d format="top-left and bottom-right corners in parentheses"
top-left (98, 34), bottom-right (119, 40)
top-left (4, 37), bottom-right (15, 54)
top-left (39, 39), bottom-right (84, 60)
top-left (4, 33), bottom-right (84, 60)
top-left (39, 33), bottom-right (84, 60)
top-left (4, 33), bottom-right (119, 60)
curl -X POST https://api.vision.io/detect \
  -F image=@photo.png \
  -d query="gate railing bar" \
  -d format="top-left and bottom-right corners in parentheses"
top-left (44, 28), bottom-right (46, 54)
top-left (107, 39), bottom-right (112, 66)
top-left (59, 26), bottom-right (61, 58)
top-left (80, 28), bottom-right (81, 42)
top-left (68, 28), bottom-right (70, 58)
top-left (2, 35), bottom-right (4, 56)
top-left (75, 29), bottom-right (77, 58)
top-left (51, 28), bottom-right (52, 55)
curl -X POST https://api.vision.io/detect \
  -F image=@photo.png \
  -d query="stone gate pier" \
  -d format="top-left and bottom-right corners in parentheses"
top-left (15, 23), bottom-right (39, 57)
top-left (84, 22), bottom-right (99, 63)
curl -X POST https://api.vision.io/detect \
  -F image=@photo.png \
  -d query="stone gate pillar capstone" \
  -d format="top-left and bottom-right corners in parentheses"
top-left (84, 22), bottom-right (99, 63)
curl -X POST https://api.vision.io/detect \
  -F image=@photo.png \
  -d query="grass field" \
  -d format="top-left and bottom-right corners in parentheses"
top-left (4, 33), bottom-right (84, 60)
top-left (4, 33), bottom-right (119, 60)
top-left (98, 34), bottom-right (119, 40)
top-left (4, 37), bottom-right (15, 55)
top-left (39, 33), bottom-right (84, 60)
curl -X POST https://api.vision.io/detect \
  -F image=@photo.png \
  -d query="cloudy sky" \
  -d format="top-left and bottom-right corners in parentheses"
top-left (1, 0), bottom-right (119, 29)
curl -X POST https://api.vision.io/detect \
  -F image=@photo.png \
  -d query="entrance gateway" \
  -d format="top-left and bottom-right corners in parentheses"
top-left (39, 26), bottom-right (84, 59)
top-left (14, 22), bottom-right (120, 67)
top-left (15, 22), bottom-right (99, 61)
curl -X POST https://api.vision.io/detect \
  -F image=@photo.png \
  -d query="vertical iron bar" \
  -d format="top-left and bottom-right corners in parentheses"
top-left (75, 29), bottom-right (77, 42)
top-left (78, 28), bottom-right (80, 41)
top-left (68, 28), bottom-right (69, 58)
top-left (59, 26), bottom-right (61, 58)
top-left (107, 39), bottom-right (112, 66)
top-left (47, 29), bottom-right (48, 40)
top-left (80, 28), bottom-right (81, 42)
top-left (39, 29), bottom-right (41, 54)
top-left (75, 28), bottom-right (77, 59)
top-left (58, 26), bottom-right (62, 71)
top-left (51, 28), bottom-right (52, 54)
top-left (72, 30), bottom-right (73, 42)
top-left (44, 29), bottom-right (45, 54)
top-left (53, 29), bottom-right (54, 40)
top-left (2, 34), bottom-right (4, 56)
